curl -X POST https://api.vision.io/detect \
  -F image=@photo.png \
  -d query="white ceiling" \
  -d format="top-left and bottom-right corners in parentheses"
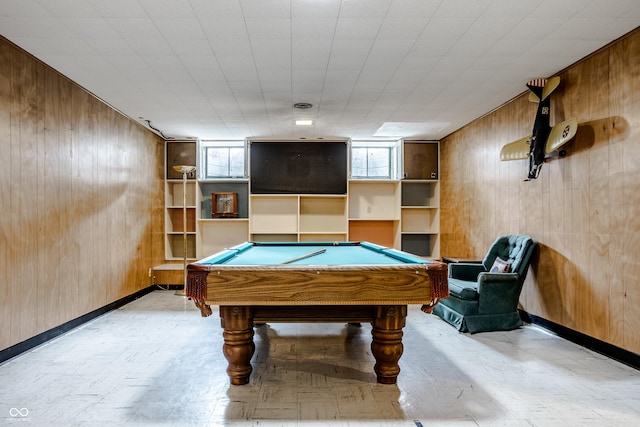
top-left (1, 0), bottom-right (639, 141)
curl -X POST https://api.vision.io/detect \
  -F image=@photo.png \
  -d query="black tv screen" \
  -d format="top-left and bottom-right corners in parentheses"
top-left (250, 141), bottom-right (348, 194)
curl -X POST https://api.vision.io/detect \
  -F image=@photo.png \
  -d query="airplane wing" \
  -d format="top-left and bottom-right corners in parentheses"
top-left (500, 136), bottom-right (531, 161)
top-left (545, 117), bottom-right (578, 155)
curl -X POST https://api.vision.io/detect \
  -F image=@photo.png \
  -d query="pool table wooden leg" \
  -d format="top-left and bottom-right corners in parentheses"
top-left (220, 306), bottom-right (255, 385)
top-left (371, 305), bottom-right (407, 384)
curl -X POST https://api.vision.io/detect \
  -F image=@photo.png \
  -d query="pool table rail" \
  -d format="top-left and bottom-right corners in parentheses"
top-left (187, 262), bottom-right (447, 312)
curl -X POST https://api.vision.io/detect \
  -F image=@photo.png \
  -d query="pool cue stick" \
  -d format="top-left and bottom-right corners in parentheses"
top-left (280, 248), bottom-right (326, 264)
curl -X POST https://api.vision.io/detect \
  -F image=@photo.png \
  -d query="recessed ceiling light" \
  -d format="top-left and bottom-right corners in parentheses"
top-left (295, 120), bottom-right (313, 126)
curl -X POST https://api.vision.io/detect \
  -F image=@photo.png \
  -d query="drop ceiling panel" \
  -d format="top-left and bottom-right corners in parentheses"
top-left (0, 0), bottom-right (637, 141)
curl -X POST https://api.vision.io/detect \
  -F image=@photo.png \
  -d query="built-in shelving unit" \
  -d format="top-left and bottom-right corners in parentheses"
top-left (348, 180), bottom-right (400, 248)
top-left (165, 180), bottom-right (197, 260)
top-left (400, 180), bottom-right (440, 258)
top-left (162, 139), bottom-right (440, 266)
top-left (399, 141), bottom-right (440, 258)
top-left (164, 141), bottom-right (197, 261)
top-left (249, 194), bottom-right (348, 243)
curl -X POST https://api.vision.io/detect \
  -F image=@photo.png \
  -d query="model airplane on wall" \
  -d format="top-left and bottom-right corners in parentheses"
top-left (500, 76), bottom-right (578, 180)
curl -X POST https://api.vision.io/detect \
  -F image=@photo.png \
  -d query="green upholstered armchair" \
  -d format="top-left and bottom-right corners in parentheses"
top-left (432, 234), bottom-right (537, 333)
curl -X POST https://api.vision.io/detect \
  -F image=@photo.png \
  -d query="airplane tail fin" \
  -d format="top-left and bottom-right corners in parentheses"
top-left (527, 76), bottom-right (560, 102)
top-left (526, 78), bottom-right (546, 102)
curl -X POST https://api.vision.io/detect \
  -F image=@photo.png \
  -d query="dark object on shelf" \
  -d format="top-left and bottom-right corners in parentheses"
top-left (250, 141), bottom-right (348, 194)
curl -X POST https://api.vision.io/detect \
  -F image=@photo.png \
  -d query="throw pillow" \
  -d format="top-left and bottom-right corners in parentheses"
top-left (490, 257), bottom-right (511, 273)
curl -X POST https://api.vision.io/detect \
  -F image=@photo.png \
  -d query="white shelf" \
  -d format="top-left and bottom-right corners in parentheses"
top-left (401, 208), bottom-right (439, 233)
top-left (401, 181), bottom-right (439, 208)
top-left (251, 233), bottom-right (298, 242)
top-left (348, 181), bottom-right (400, 220)
top-left (166, 181), bottom-right (196, 207)
top-left (299, 196), bottom-right (347, 234)
top-left (299, 233), bottom-right (348, 242)
top-left (249, 195), bottom-right (299, 234)
top-left (197, 219), bottom-right (249, 258)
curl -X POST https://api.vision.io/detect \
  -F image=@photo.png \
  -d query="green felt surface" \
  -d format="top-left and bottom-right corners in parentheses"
top-left (199, 242), bottom-right (429, 266)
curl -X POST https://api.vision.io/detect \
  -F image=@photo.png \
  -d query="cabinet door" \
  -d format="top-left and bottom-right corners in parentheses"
top-left (166, 141), bottom-right (196, 179)
top-left (403, 141), bottom-right (438, 179)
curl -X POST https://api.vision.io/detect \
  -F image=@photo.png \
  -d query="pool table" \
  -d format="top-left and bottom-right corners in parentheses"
top-left (186, 241), bottom-right (448, 385)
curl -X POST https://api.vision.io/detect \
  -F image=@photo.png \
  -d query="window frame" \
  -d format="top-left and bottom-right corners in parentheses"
top-left (200, 140), bottom-right (246, 180)
top-left (350, 140), bottom-right (400, 180)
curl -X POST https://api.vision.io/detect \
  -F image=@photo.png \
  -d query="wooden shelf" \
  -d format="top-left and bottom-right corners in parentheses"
top-left (152, 264), bottom-right (184, 285)
top-left (249, 195), bottom-right (299, 234)
top-left (197, 219), bottom-right (249, 258)
top-left (166, 181), bottom-right (196, 207)
top-left (401, 234), bottom-right (439, 259)
top-left (251, 233), bottom-right (298, 242)
top-left (348, 181), bottom-right (400, 220)
top-left (348, 220), bottom-right (398, 248)
top-left (299, 233), bottom-right (348, 242)
top-left (401, 181), bottom-right (439, 207)
top-left (165, 234), bottom-right (197, 260)
top-left (166, 207), bottom-right (196, 233)
top-left (401, 208), bottom-right (439, 233)
top-left (299, 196), bottom-right (347, 233)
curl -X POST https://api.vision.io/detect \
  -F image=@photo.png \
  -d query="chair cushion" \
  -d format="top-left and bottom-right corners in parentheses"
top-left (490, 257), bottom-right (511, 273)
top-left (447, 278), bottom-right (479, 300)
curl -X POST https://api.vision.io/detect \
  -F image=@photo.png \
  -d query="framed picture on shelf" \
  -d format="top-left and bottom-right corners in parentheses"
top-left (212, 192), bottom-right (238, 218)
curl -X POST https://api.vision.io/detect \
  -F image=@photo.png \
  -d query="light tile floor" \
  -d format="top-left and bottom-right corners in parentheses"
top-left (1, 290), bottom-right (639, 426)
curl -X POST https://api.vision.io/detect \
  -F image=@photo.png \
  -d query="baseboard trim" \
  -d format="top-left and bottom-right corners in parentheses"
top-left (5, 298), bottom-right (637, 370)
top-left (0, 285), bottom-right (177, 364)
top-left (520, 310), bottom-right (639, 370)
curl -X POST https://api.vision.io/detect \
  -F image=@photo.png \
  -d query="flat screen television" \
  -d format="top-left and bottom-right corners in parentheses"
top-left (250, 141), bottom-right (348, 194)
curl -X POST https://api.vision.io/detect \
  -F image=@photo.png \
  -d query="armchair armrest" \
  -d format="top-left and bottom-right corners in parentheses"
top-left (449, 262), bottom-right (487, 281)
top-left (477, 272), bottom-right (521, 314)
top-left (477, 272), bottom-right (518, 289)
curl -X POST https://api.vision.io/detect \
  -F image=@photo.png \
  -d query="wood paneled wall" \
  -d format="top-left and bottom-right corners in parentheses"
top-left (440, 28), bottom-right (640, 354)
top-left (0, 38), bottom-right (165, 352)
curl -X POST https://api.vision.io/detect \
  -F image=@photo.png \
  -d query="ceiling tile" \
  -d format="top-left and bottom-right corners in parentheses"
top-left (2, 0), bottom-right (638, 140)
top-left (138, 0), bottom-right (196, 19)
